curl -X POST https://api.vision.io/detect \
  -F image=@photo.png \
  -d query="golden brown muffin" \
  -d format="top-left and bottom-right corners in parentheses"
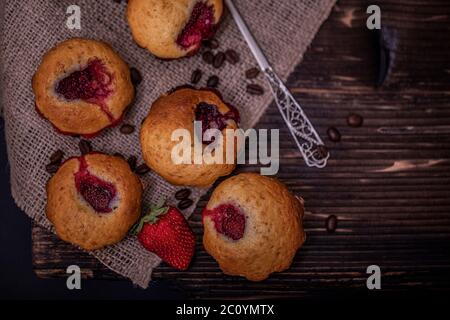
top-left (202, 173), bottom-right (306, 281)
top-left (32, 38), bottom-right (135, 138)
top-left (46, 153), bottom-right (143, 250)
top-left (140, 87), bottom-right (240, 187)
top-left (127, 0), bottom-right (223, 59)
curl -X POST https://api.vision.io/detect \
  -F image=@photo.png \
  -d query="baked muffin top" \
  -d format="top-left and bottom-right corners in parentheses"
top-left (203, 172), bottom-right (306, 281)
top-left (127, 0), bottom-right (223, 59)
top-left (140, 87), bottom-right (240, 187)
top-left (33, 38), bottom-right (134, 138)
top-left (46, 153), bottom-right (143, 250)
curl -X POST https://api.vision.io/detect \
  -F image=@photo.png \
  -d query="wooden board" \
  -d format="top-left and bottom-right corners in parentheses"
top-left (32, 0), bottom-right (450, 299)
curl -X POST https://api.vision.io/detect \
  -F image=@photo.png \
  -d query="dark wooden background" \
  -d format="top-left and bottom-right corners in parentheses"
top-left (32, 0), bottom-right (450, 299)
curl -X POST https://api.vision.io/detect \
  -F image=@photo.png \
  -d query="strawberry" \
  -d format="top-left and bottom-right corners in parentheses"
top-left (132, 200), bottom-right (195, 270)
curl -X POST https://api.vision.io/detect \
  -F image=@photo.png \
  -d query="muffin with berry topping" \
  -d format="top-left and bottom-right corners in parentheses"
top-left (127, 0), bottom-right (223, 59)
top-left (140, 87), bottom-right (240, 187)
top-left (202, 173), bottom-right (306, 281)
top-left (46, 153), bottom-right (142, 250)
top-left (32, 38), bottom-right (134, 138)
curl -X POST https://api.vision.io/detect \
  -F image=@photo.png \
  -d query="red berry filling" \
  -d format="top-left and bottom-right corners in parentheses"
top-left (177, 2), bottom-right (215, 49)
top-left (203, 204), bottom-right (246, 240)
top-left (55, 59), bottom-right (116, 123)
top-left (56, 59), bottom-right (113, 101)
top-left (195, 102), bottom-right (240, 144)
top-left (74, 157), bottom-right (117, 213)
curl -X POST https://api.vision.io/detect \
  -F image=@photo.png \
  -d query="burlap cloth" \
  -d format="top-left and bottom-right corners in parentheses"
top-left (0, 0), bottom-right (335, 288)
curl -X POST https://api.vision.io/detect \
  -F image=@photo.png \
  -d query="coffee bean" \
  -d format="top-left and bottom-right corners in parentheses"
top-left (49, 149), bottom-right (64, 165)
top-left (347, 113), bottom-right (364, 127)
top-left (202, 51), bottom-right (214, 64)
top-left (120, 124), bottom-right (135, 134)
top-left (245, 67), bottom-right (260, 79)
top-left (79, 139), bottom-right (92, 155)
top-left (135, 163), bottom-right (150, 175)
top-left (213, 52), bottom-right (225, 68)
top-left (207, 75), bottom-right (219, 88)
top-left (246, 84), bottom-right (264, 96)
top-left (45, 163), bottom-right (60, 174)
top-left (127, 156), bottom-right (137, 171)
top-left (326, 215), bottom-right (338, 233)
top-left (130, 67), bottom-right (142, 86)
top-left (191, 69), bottom-right (202, 84)
top-left (315, 145), bottom-right (329, 159)
top-left (225, 49), bottom-right (239, 64)
top-left (175, 188), bottom-right (192, 200)
top-left (178, 198), bottom-right (193, 210)
top-left (327, 127), bottom-right (341, 142)
top-left (203, 38), bottom-right (219, 49)
top-left (113, 152), bottom-right (124, 159)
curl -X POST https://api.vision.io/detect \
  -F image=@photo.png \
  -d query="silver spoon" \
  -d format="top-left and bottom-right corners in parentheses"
top-left (225, 0), bottom-right (329, 168)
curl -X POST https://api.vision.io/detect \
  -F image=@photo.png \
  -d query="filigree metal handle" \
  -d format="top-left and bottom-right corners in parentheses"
top-left (264, 68), bottom-right (329, 168)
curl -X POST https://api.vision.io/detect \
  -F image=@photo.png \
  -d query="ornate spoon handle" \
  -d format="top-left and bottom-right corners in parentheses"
top-left (225, 0), bottom-right (329, 168)
top-left (264, 68), bottom-right (329, 168)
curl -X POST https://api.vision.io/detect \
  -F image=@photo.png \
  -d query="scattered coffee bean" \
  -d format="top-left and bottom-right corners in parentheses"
top-left (203, 38), bottom-right (219, 49)
top-left (49, 149), bottom-right (64, 165)
top-left (135, 163), bottom-right (150, 175)
top-left (207, 75), bottom-right (219, 88)
top-left (45, 163), bottom-right (60, 174)
top-left (178, 198), bottom-right (193, 210)
top-left (326, 215), bottom-right (338, 233)
top-left (191, 69), bottom-right (202, 84)
top-left (315, 145), bottom-right (329, 159)
top-left (202, 51), bottom-right (214, 64)
top-left (79, 139), bottom-right (92, 155)
top-left (347, 113), bottom-right (364, 127)
top-left (175, 188), bottom-right (192, 200)
top-left (130, 67), bottom-right (142, 86)
top-left (327, 127), bottom-right (341, 142)
top-left (246, 84), bottom-right (264, 96)
top-left (113, 152), bottom-right (124, 159)
top-left (225, 49), bottom-right (240, 64)
top-left (213, 52), bottom-right (225, 68)
top-left (127, 155), bottom-right (137, 171)
top-left (245, 67), bottom-right (260, 79)
top-left (120, 124), bottom-right (135, 134)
